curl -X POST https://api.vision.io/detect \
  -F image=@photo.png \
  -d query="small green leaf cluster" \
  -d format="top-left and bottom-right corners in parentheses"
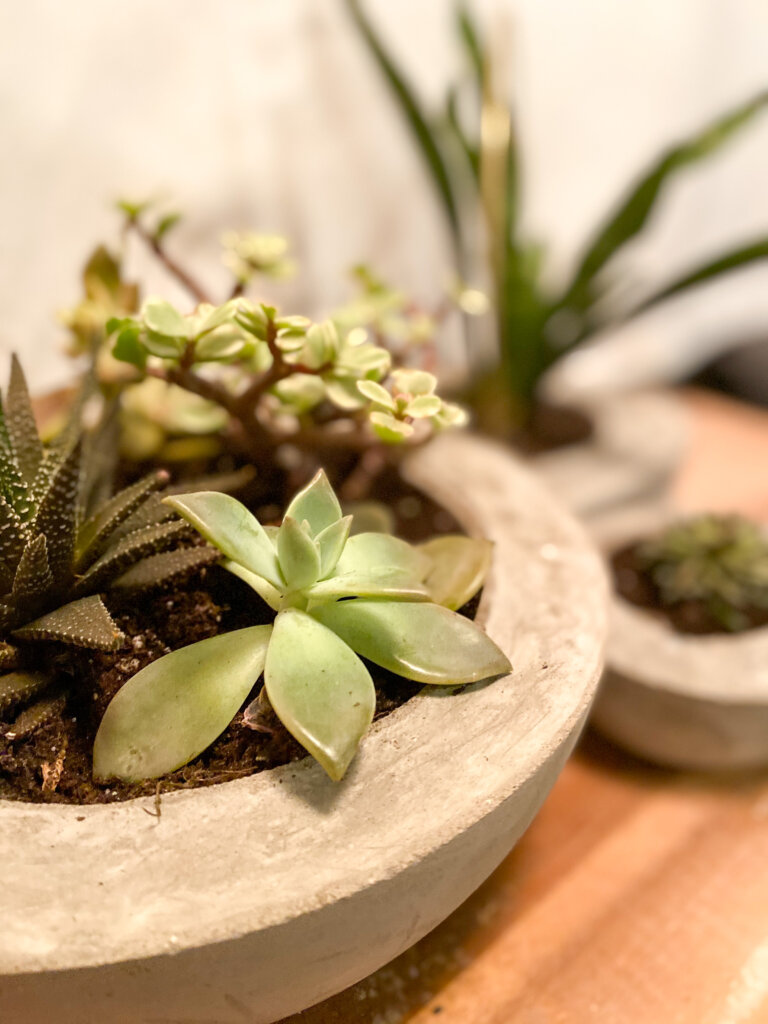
top-left (222, 232), bottom-right (296, 284)
top-left (0, 357), bottom-right (216, 658)
top-left (333, 264), bottom-right (440, 349)
top-left (94, 471), bottom-right (509, 784)
top-left (108, 297), bottom-right (466, 446)
top-left (638, 514), bottom-right (768, 631)
top-left (359, 368), bottom-right (468, 442)
top-left (61, 246), bottom-right (139, 361)
top-left (109, 298), bottom-right (251, 369)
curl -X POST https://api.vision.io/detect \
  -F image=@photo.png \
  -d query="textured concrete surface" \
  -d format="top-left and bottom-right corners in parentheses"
top-left (0, 432), bottom-right (607, 1024)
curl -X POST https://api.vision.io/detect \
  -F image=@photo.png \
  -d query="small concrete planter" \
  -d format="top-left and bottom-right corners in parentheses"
top-left (0, 433), bottom-right (607, 1024)
top-left (590, 506), bottom-right (768, 771)
top-left (534, 390), bottom-right (690, 519)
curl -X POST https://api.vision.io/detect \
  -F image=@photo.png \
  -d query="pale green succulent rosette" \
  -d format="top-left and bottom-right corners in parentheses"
top-left (94, 470), bottom-right (510, 783)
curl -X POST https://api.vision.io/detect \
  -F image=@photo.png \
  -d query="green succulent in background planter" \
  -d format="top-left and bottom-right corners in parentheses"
top-left (347, 0), bottom-right (768, 430)
top-left (93, 470), bottom-right (508, 783)
top-left (636, 514), bottom-right (768, 632)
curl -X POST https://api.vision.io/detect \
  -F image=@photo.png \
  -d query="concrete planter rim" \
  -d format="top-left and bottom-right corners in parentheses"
top-left (0, 431), bottom-right (607, 980)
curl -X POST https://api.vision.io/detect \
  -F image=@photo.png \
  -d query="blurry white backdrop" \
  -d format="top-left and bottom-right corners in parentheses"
top-left (1, 0), bottom-right (768, 394)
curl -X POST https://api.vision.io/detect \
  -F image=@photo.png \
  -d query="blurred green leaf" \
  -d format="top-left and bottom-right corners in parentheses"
top-left (559, 90), bottom-right (768, 312)
top-left (345, 0), bottom-right (461, 242)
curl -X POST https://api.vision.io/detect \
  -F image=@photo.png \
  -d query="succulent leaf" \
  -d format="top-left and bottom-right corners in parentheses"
top-left (11, 534), bottom-right (53, 607)
top-left (110, 545), bottom-right (219, 592)
top-left (0, 670), bottom-right (51, 715)
top-left (221, 559), bottom-right (282, 612)
top-left (307, 569), bottom-right (431, 603)
top-left (31, 440), bottom-right (82, 578)
top-left (264, 608), bottom-right (375, 781)
top-left (419, 536), bottom-right (493, 610)
top-left (0, 493), bottom-right (26, 589)
top-left (93, 625), bottom-right (272, 782)
top-left (76, 469), bottom-right (169, 565)
top-left (315, 515), bottom-right (353, 579)
top-left (13, 595), bottom-right (125, 650)
top-left (163, 491), bottom-right (283, 589)
top-left (335, 532), bottom-right (429, 581)
top-left (283, 469), bottom-right (342, 537)
top-left (6, 355), bottom-right (43, 486)
top-left (277, 516), bottom-right (321, 591)
top-left (311, 599), bottom-right (511, 685)
top-left (74, 519), bottom-right (190, 593)
top-left (0, 641), bottom-right (22, 672)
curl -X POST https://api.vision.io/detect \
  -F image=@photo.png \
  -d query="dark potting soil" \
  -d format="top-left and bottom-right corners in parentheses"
top-left (612, 543), bottom-right (768, 635)
top-left (511, 401), bottom-right (593, 456)
top-left (0, 484), bottom-right (477, 805)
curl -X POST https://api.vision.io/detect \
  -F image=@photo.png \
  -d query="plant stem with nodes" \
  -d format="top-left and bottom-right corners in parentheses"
top-left (127, 217), bottom-right (213, 306)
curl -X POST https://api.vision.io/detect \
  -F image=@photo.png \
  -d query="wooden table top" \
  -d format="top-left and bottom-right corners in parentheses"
top-left (282, 388), bottom-right (768, 1024)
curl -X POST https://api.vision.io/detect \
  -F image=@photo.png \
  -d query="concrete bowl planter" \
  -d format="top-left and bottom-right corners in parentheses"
top-left (590, 506), bottom-right (768, 771)
top-left (534, 390), bottom-right (690, 518)
top-left (0, 431), bottom-right (607, 1024)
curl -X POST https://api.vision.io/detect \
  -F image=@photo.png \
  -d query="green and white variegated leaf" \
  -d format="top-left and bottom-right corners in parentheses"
top-left (265, 608), bottom-right (375, 781)
top-left (222, 559), bottom-right (282, 611)
top-left (13, 594), bottom-right (125, 650)
top-left (312, 599), bottom-right (511, 685)
top-left (110, 545), bottom-right (220, 593)
top-left (307, 569), bottom-right (430, 603)
top-left (334, 532), bottom-right (429, 582)
top-left (76, 470), bottom-right (169, 567)
top-left (283, 469), bottom-right (342, 537)
top-left (143, 299), bottom-right (190, 339)
top-left (163, 491), bottom-right (283, 589)
top-left (315, 515), bottom-right (352, 579)
top-left (93, 625), bottom-right (272, 782)
top-left (277, 516), bottom-right (320, 591)
top-left (6, 355), bottom-right (43, 486)
top-left (419, 535), bottom-right (493, 610)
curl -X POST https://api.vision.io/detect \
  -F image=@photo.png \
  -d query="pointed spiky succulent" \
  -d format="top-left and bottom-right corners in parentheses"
top-left (0, 356), bottom-right (217, 664)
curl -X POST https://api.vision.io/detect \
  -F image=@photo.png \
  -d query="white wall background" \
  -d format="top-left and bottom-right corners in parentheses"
top-left (1, 0), bottom-right (768, 394)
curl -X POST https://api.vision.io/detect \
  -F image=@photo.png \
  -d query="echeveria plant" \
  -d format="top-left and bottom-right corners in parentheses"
top-left (93, 471), bottom-right (509, 783)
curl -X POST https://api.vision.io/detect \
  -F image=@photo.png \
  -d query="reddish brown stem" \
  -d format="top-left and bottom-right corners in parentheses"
top-left (129, 219), bottom-right (212, 306)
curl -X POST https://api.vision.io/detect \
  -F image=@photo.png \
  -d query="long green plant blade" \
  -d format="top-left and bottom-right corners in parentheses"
top-left (344, 0), bottom-right (461, 242)
top-left (559, 90), bottom-right (768, 312)
top-left (620, 237), bottom-right (768, 322)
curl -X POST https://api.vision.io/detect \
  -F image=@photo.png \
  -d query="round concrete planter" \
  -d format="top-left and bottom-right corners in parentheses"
top-left (534, 390), bottom-right (690, 519)
top-left (0, 432), bottom-right (607, 1024)
top-left (590, 505), bottom-right (768, 771)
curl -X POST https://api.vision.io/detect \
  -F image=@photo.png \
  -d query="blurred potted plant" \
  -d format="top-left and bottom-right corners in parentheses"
top-left (347, 0), bottom-right (768, 437)
top-left (592, 511), bottom-right (768, 770)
